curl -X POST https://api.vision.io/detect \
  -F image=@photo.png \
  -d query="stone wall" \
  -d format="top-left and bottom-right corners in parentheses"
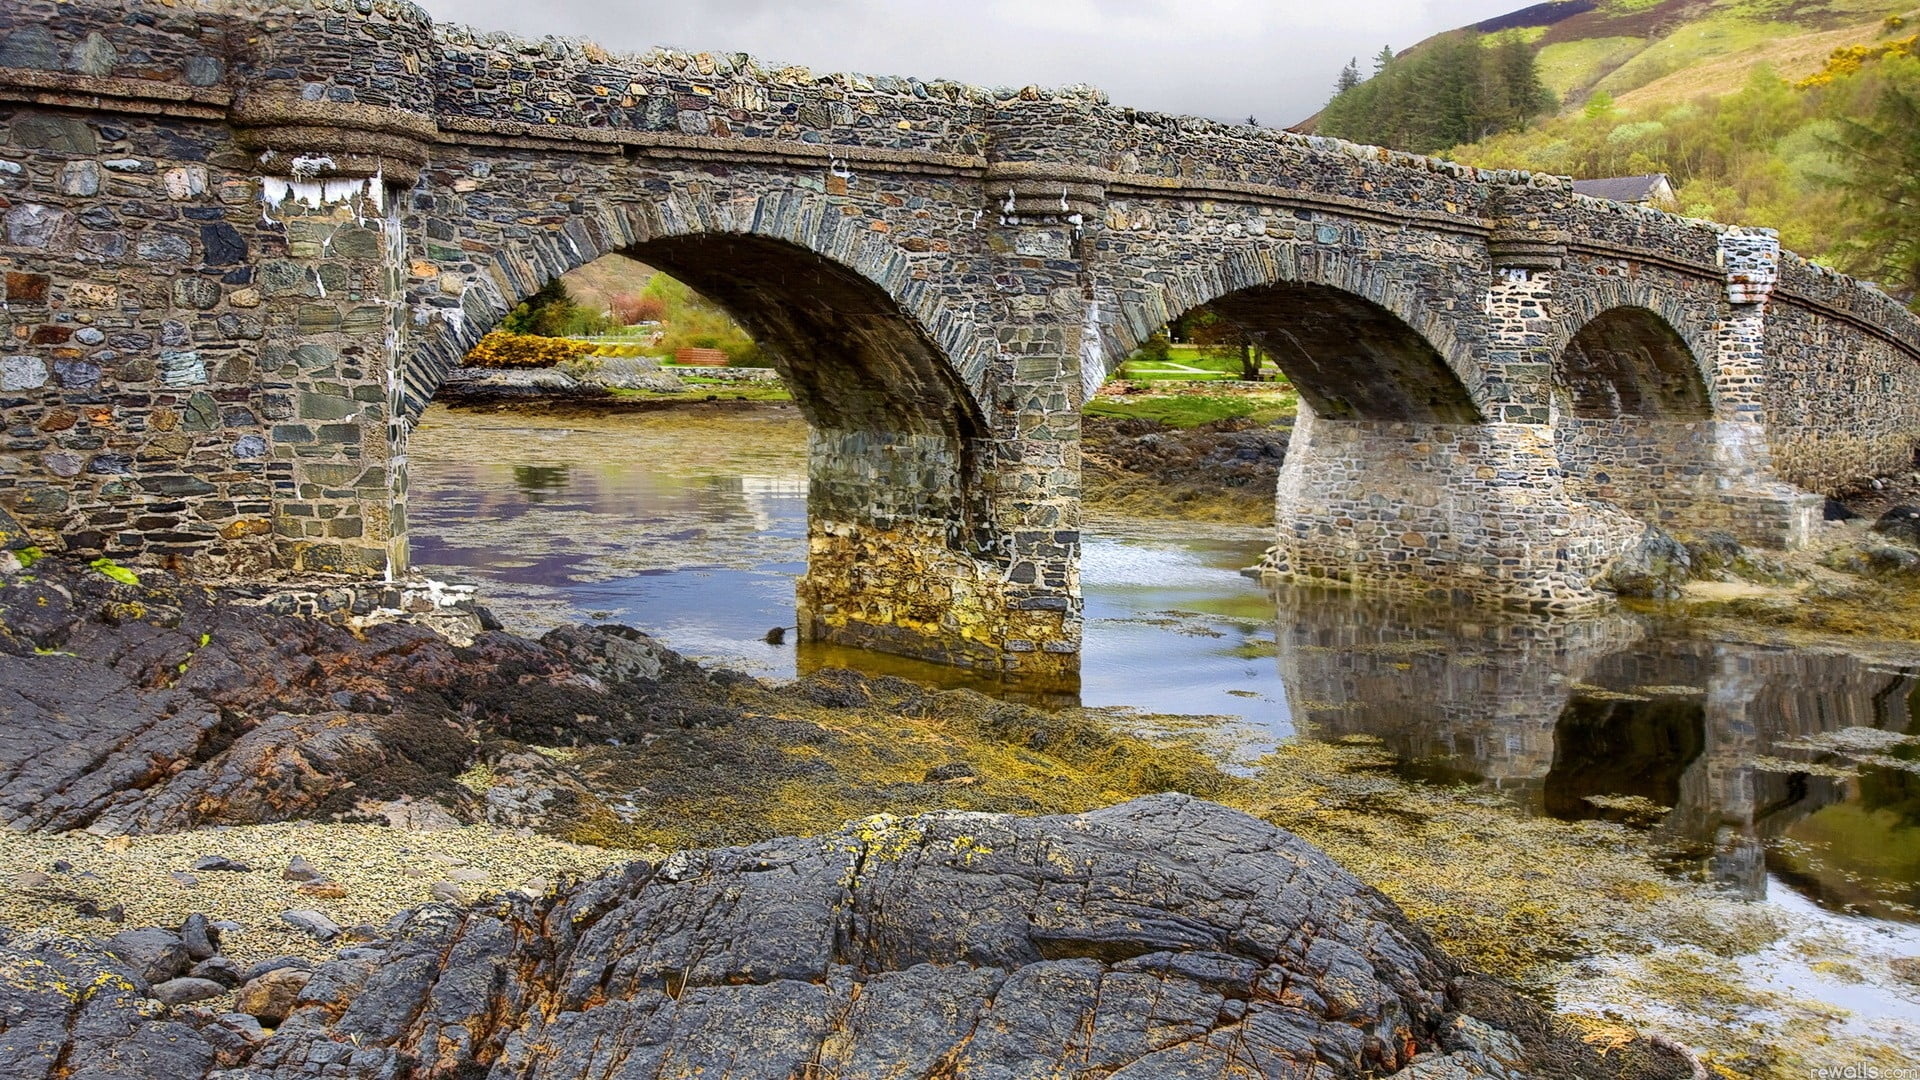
top-left (4, 0), bottom-right (1920, 675)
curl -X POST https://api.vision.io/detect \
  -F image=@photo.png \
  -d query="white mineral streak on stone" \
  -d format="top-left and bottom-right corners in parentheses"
top-left (288, 154), bottom-right (335, 181)
top-left (1079, 299), bottom-right (1105, 404)
top-left (260, 175), bottom-right (383, 212)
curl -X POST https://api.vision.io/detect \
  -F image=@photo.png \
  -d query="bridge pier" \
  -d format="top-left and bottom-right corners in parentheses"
top-left (1270, 409), bottom-right (1640, 612)
top-left (796, 419), bottom-right (1081, 682)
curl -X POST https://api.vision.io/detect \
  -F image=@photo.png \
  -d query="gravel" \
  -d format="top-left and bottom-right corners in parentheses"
top-left (0, 821), bottom-right (641, 965)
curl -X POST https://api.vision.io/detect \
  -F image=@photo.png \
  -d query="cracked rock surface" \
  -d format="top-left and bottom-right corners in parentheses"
top-left (0, 794), bottom-right (1680, 1079)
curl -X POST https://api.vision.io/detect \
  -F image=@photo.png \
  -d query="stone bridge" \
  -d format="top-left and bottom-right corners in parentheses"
top-left (3, 0), bottom-right (1919, 680)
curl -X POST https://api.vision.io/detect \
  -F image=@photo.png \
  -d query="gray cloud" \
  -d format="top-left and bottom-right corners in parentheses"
top-left (415, 0), bottom-right (1527, 124)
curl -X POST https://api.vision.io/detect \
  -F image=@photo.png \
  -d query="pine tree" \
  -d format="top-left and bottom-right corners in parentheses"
top-left (1336, 58), bottom-right (1362, 95)
top-left (1316, 33), bottom-right (1555, 155)
top-left (1374, 46), bottom-right (1395, 74)
top-left (502, 279), bottom-right (576, 337)
top-left (1834, 78), bottom-right (1920, 302)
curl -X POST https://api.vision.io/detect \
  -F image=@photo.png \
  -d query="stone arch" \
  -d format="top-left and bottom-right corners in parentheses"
top-left (398, 185), bottom-right (992, 433)
top-left (1102, 242), bottom-right (1485, 423)
top-left (1551, 284), bottom-right (1720, 420)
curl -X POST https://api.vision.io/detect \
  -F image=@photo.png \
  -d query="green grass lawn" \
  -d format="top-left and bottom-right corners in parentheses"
top-left (1083, 388), bottom-right (1299, 428)
top-left (1117, 344), bottom-right (1283, 383)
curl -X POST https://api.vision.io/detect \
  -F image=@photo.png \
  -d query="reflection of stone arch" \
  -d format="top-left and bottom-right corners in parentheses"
top-left (1103, 242), bottom-right (1486, 422)
top-left (399, 186), bottom-right (991, 432)
top-left (1553, 285), bottom-right (1719, 420)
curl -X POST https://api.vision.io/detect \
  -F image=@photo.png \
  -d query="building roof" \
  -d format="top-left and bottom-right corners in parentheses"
top-left (1571, 174), bottom-right (1672, 203)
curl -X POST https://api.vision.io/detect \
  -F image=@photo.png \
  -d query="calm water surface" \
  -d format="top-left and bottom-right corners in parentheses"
top-left (409, 405), bottom-right (1920, 933)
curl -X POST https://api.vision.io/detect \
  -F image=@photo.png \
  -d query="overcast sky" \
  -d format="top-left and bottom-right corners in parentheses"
top-left (415, 1), bottom-right (1530, 126)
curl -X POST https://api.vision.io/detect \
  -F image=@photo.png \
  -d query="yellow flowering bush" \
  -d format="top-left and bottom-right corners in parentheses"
top-left (463, 331), bottom-right (597, 368)
top-left (1795, 34), bottom-right (1916, 89)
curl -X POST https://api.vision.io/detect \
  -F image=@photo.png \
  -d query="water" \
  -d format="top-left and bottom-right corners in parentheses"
top-left (408, 404), bottom-right (1920, 928)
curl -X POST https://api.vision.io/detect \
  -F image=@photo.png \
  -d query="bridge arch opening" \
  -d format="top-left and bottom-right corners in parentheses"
top-left (401, 233), bottom-right (1033, 677)
top-left (1557, 306), bottom-right (1712, 421)
top-left (1194, 282), bottom-right (1483, 424)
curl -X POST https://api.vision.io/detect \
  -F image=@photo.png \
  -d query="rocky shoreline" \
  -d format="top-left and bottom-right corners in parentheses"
top-left (0, 553), bottom-right (1700, 1078)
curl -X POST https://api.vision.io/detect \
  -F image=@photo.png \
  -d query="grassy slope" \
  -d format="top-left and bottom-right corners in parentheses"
top-left (1462, 0), bottom-right (1914, 104)
top-left (1613, 7), bottom-right (1920, 104)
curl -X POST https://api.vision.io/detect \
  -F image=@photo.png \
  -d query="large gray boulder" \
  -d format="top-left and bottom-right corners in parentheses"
top-left (1604, 527), bottom-right (1693, 600)
top-left (0, 796), bottom-right (1689, 1078)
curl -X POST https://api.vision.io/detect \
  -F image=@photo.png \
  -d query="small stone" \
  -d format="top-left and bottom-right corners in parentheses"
top-left (280, 909), bottom-right (341, 942)
top-left (66, 31), bottom-right (118, 76)
top-left (172, 276), bottom-right (221, 311)
top-left (282, 855), bottom-right (325, 882)
top-left (0, 26), bottom-right (60, 69)
top-left (201, 223), bottom-right (247, 265)
top-left (429, 882), bottom-right (469, 904)
top-left (137, 232), bottom-right (193, 262)
top-left (445, 867), bottom-right (488, 883)
top-left (11, 870), bottom-right (52, 888)
top-left (192, 855), bottom-right (252, 872)
top-left (150, 977), bottom-right (227, 1007)
top-left (107, 927), bottom-right (191, 984)
top-left (168, 870), bottom-right (199, 886)
top-left (233, 967), bottom-right (311, 1025)
top-left (184, 55), bottom-right (225, 86)
top-left (2, 355), bottom-right (49, 391)
top-left (179, 913), bottom-right (219, 960)
top-left (8, 112), bottom-right (95, 153)
top-left (6, 204), bottom-right (75, 249)
top-left (58, 160), bottom-right (100, 197)
top-left (923, 762), bottom-right (977, 783)
top-left (5, 271), bottom-right (49, 304)
top-left (188, 957), bottom-right (246, 988)
top-left (163, 165), bottom-right (209, 200)
top-left (160, 351), bottom-right (207, 387)
top-left (296, 881), bottom-right (349, 899)
top-left (1893, 957), bottom-right (1920, 987)
top-left (73, 327), bottom-right (105, 346)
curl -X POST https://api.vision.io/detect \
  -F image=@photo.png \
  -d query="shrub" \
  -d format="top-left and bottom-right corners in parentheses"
top-left (464, 331), bottom-right (596, 368)
top-left (1134, 333), bottom-right (1172, 364)
top-left (610, 292), bottom-right (666, 325)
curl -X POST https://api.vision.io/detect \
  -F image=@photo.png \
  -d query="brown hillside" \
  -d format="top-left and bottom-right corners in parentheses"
top-left (558, 252), bottom-right (654, 316)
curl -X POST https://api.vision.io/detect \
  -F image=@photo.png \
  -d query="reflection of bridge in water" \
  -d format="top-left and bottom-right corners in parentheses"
top-left (1275, 587), bottom-right (1920, 917)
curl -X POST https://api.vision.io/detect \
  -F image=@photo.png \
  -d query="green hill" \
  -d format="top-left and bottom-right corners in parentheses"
top-left (1308, 1), bottom-right (1920, 299)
